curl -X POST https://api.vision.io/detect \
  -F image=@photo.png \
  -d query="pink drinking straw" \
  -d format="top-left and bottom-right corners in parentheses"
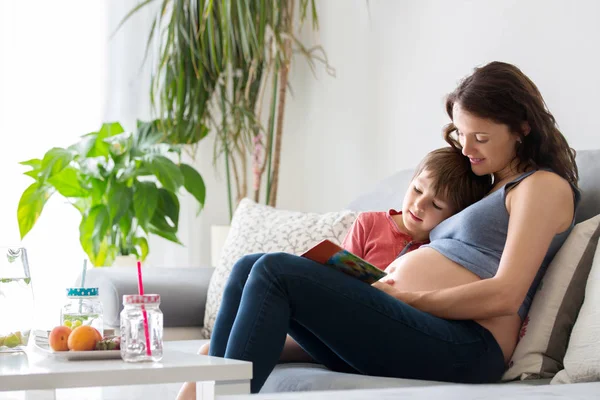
top-left (137, 261), bottom-right (152, 356)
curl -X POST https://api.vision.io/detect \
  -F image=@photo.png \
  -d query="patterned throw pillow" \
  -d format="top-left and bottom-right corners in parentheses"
top-left (201, 198), bottom-right (358, 338)
top-left (502, 214), bottom-right (600, 381)
top-left (551, 239), bottom-right (600, 384)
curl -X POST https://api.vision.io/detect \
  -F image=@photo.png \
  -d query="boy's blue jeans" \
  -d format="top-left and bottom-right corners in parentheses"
top-left (209, 253), bottom-right (506, 393)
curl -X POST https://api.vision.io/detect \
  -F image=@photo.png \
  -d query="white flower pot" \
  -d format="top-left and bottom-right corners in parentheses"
top-left (112, 255), bottom-right (138, 267)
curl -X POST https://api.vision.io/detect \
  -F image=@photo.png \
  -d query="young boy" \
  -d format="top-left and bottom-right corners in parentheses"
top-left (342, 146), bottom-right (492, 271)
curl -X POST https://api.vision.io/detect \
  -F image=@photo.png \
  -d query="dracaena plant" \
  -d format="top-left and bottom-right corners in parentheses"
top-left (17, 121), bottom-right (206, 266)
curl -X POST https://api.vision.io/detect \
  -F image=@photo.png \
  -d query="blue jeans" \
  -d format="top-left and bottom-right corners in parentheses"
top-left (209, 253), bottom-right (506, 393)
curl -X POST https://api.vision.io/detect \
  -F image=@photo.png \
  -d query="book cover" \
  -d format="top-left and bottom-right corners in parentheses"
top-left (300, 239), bottom-right (387, 284)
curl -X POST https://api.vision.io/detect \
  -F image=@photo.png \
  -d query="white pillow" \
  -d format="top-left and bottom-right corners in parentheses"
top-left (201, 198), bottom-right (357, 338)
top-left (551, 238), bottom-right (600, 384)
top-left (503, 214), bottom-right (600, 381)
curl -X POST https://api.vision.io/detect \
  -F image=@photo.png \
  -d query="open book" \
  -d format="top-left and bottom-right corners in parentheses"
top-left (300, 239), bottom-right (387, 284)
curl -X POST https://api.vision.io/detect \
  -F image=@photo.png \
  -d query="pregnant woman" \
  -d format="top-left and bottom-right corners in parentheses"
top-left (177, 61), bottom-right (580, 397)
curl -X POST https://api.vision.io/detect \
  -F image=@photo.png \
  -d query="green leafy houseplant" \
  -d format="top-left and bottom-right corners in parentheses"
top-left (120, 0), bottom-right (331, 219)
top-left (17, 121), bottom-right (206, 266)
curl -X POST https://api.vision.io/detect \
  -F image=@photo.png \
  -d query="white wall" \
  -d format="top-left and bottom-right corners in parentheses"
top-left (109, 0), bottom-right (600, 268)
top-left (279, 0), bottom-right (600, 214)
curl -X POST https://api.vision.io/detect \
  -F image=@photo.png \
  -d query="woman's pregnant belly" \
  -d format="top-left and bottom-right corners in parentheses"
top-left (384, 247), bottom-right (521, 363)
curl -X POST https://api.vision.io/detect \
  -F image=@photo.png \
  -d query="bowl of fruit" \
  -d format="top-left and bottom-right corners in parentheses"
top-left (35, 326), bottom-right (122, 360)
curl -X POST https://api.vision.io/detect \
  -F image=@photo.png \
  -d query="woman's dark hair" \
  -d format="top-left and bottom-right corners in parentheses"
top-left (413, 147), bottom-right (492, 212)
top-left (443, 61), bottom-right (578, 188)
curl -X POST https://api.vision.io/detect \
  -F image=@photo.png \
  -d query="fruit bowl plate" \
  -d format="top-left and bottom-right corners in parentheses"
top-left (33, 332), bottom-right (121, 361)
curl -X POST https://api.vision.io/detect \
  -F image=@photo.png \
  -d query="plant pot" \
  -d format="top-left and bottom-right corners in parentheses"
top-left (112, 255), bottom-right (138, 267)
top-left (211, 225), bottom-right (231, 267)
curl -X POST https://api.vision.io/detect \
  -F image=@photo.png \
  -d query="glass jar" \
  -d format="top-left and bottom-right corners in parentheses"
top-left (61, 287), bottom-right (104, 335)
top-left (0, 247), bottom-right (34, 353)
top-left (120, 294), bottom-right (163, 362)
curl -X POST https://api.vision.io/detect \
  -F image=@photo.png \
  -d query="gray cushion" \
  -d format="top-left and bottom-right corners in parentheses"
top-left (262, 363), bottom-right (449, 392)
top-left (261, 363), bottom-right (551, 393)
top-left (83, 266), bottom-right (214, 328)
top-left (347, 148), bottom-right (600, 225)
top-left (574, 149), bottom-right (600, 224)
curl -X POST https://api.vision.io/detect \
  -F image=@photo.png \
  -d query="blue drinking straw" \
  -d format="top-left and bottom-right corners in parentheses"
top-left (80, 259), bottom-right (87, 288)
top-left (79, 259), bottom-right (87, 314)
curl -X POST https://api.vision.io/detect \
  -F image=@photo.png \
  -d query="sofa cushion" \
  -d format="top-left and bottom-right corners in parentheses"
top-left (503, 214), bottom-right (600, 381)
top-left (552, 239), bottom-right (600, 384)
top-left (85, 266), bottom-right (214, 329)
top-left (574, 149), bottom-right (600, 224)
top-left (202, 198), bottom-right (357, 338)
top-left (346, 169), bottom-right (413, 212)
top-left (261, 363), bottom-right (449, 393)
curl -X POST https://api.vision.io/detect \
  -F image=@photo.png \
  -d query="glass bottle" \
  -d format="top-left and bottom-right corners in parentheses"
top-left (61, 287), bottom-right (104, 335)
top-left (0, 247), bottom-right (34, 353)
top-left (120, 294), bottom-right (163, 362)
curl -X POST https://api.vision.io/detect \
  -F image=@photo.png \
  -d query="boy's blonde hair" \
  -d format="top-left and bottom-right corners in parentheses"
top-left (413, 147), bottom-right (492, 212)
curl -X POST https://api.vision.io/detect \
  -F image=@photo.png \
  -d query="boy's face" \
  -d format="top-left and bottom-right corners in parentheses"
top-left (401, 170), bottom-right (455, 241)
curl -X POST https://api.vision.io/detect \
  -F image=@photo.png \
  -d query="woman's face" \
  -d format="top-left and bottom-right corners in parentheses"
top-left (452, 103), bottom-right (521, 180)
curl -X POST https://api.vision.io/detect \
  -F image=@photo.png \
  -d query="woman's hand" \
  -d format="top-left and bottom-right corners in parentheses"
top-left (371, 279), bottom-right (423, 306)
top-left (383, 264), bottom-right (397, 274)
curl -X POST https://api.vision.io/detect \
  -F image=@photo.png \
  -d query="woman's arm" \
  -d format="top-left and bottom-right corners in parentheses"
top-left (374, 171), bottom-right (575, 320)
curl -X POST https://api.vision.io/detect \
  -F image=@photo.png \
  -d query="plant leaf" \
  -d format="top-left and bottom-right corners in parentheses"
top-left (40, 148), bottom-right (73, 180)
top-left (19, 158), bottom-right (42, 169)
top-left (79, 205), bottom-right (111, 259)
top-left (68, 134), bottom-right (96, 156)
top-left (145, 155), bottom-right (184, 192)
top-left (134, 120), bottom-right (164, 151)
top-left (103, 131), bottom-right (134, 156)
top-left (180, 163), bottom-right (206, 214)
top-left (99, 122), bottom-right (125, 138)
top-left (107, 182), bottom-right (132, 223)
top-left (17, 183), bottom-right (54, 239)
top-left (155, 188), bottom-right (179, 230)
top-left (148, 188), bottom-right (180, 237)
top-left (134, 236), bottom-right (149, 260)
top-left (48, 167), bottom-right (88, 197)
top-left (148, 225), bottom-right (182, 245)
top-left (92, 237), bottom-right (119, 267)
top-left (89, 178), bottom-right (108, 205)
top-left (133, 181), bottom-right (159, 230)
top-left (87, 123), bottom-right (124, 158)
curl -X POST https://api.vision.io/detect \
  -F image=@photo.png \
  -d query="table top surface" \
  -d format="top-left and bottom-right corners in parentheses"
top-left (0, 339), bottom-right (251, 392)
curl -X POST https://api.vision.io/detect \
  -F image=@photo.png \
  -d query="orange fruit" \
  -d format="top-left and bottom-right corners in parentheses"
top-left (49, 326), bottom-right (72, 351)
top-left (92, 327), bottom-right (102, 342)
top-left (67, 326), bottom-right (99, 351)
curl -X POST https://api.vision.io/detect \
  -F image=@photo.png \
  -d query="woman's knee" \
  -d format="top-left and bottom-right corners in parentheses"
top-left (230, 253), bottom-right (265, 277)
top-left (249, 252), bottom-right (302, 281)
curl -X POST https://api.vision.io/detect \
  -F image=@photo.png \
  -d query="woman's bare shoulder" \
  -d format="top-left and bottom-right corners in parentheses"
top-left (518, 170), bottom-right (573, 197)
top-left (510, 170), bottom-right (575, 229)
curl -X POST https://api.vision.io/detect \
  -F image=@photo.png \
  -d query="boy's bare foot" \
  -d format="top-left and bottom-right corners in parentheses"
top-left (175, 343), bottom-right (210, 399)
top-left (175, 382), bottom-right (195, 400)
top-left (198, 342), bottom-right (210, 355)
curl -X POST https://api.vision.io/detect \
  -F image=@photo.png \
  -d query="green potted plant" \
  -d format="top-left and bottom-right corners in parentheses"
top-left (121, 0), bottom-right (331, 218)
top-left (16, 121), bottom-right (206, 266)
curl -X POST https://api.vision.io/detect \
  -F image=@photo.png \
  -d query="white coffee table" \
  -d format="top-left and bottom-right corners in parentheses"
top-left (0, 340), bottom-right (252, 400)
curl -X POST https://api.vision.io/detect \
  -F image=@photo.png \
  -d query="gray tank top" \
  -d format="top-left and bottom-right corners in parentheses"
top-left (423, 170), bottom-right (580, 320)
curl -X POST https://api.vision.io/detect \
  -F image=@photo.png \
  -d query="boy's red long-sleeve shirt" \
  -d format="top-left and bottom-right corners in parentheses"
top-left (341, 210), bottom-right (428, 270)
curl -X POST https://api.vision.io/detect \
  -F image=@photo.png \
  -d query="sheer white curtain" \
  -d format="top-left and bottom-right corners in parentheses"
top-left (0, 1), bottom-right (107, 329)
